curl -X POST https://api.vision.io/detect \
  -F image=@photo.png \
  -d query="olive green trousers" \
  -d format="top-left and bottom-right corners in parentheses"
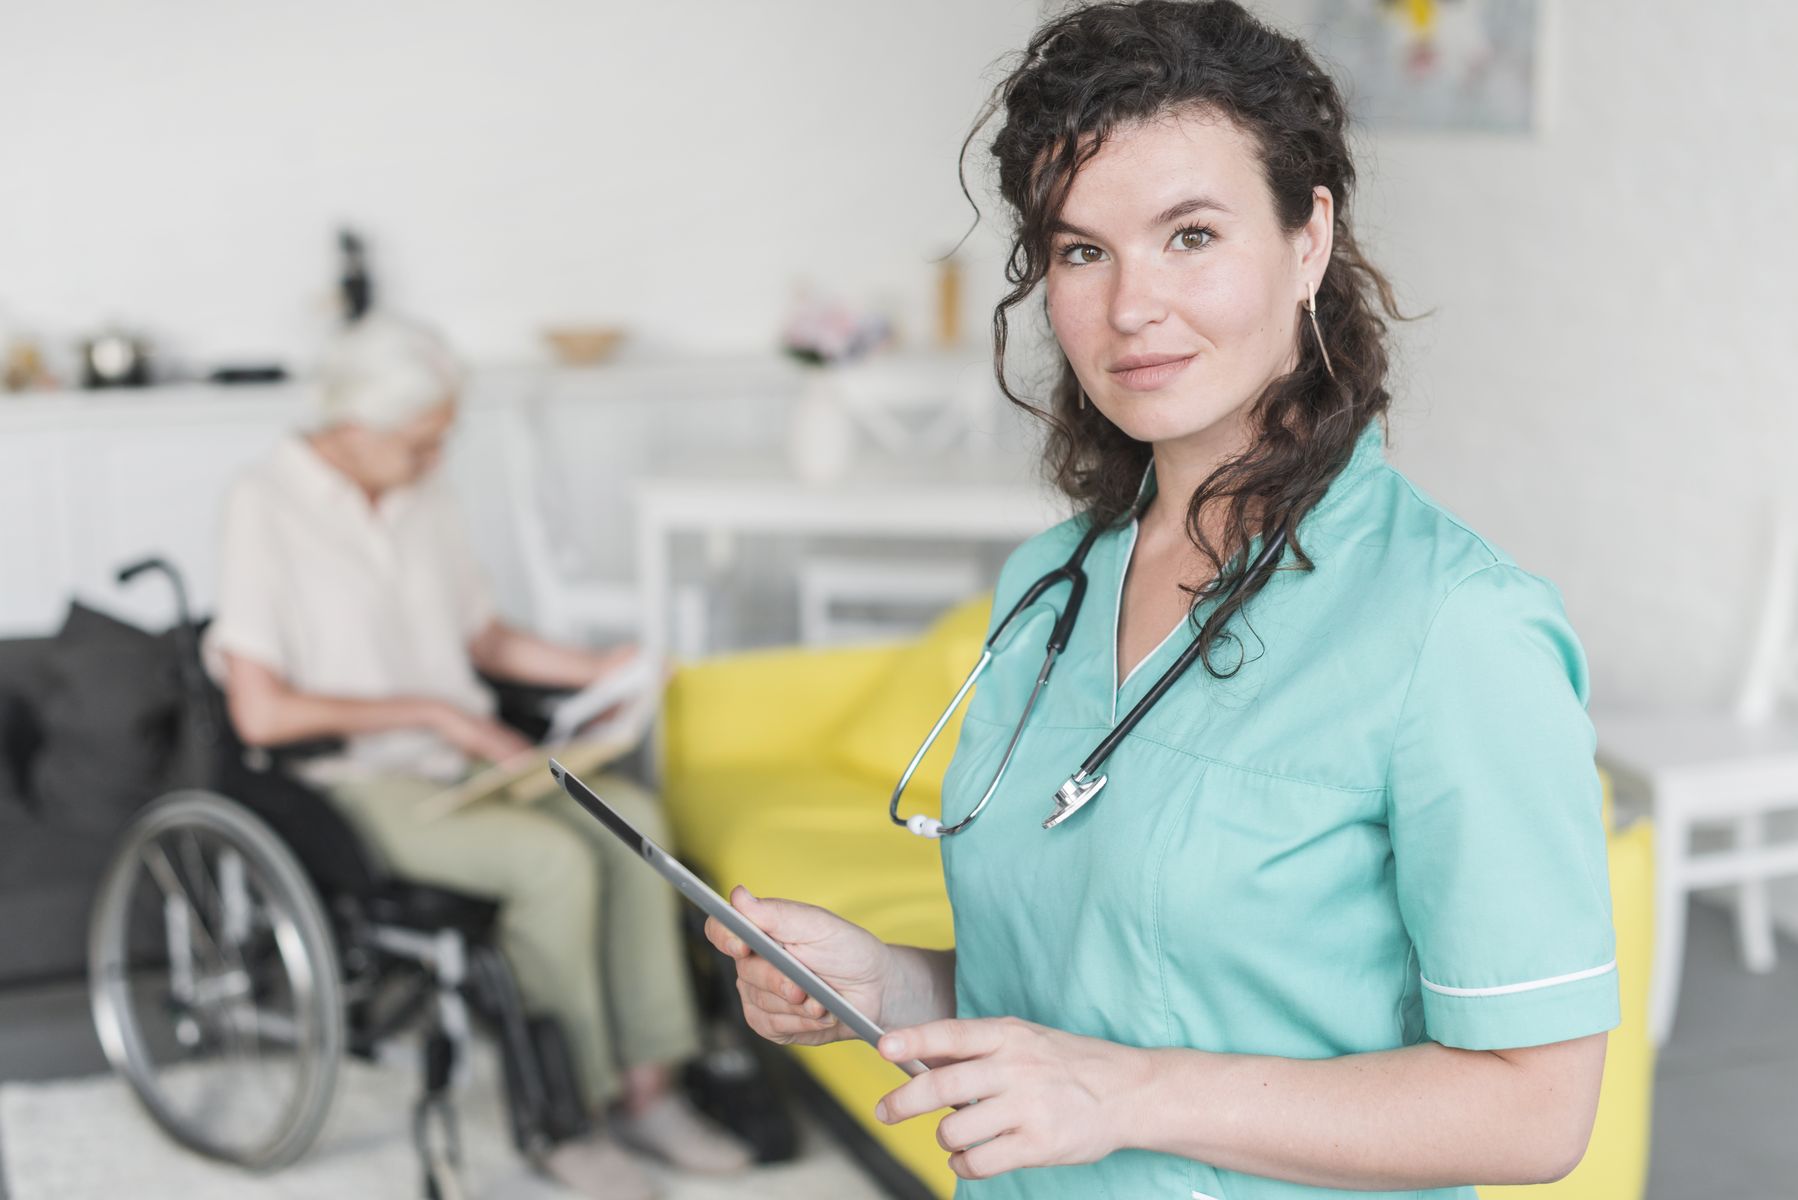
top-left (325, 770), bottom-right (703, 1110)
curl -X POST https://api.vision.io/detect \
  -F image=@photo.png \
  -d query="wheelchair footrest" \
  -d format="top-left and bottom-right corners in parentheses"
top-left (365, 882), bottom-right (500, 939)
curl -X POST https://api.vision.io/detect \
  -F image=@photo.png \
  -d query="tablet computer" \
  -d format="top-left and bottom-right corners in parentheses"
top-left (549, 760), bottom-right (930, 1078)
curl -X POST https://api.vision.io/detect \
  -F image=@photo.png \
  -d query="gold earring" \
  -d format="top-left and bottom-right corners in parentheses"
top-left (1306, 281), bottom-right (1338, 382)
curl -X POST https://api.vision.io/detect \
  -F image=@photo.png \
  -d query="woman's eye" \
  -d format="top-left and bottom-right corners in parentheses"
top-left (1054, 226), bottom-right (1214, 267)
top-left (1055, 242), bottom-right (1103, 267)
top-left (1174, 225), bottom-right (1215, 251)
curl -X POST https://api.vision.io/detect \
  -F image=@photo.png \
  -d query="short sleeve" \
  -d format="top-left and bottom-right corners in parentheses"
top-left (202, 479), bottom-right (290, 681)
top-left (1387, 562), bottom-right (1620, 1051)
top-left (429, 482), bottom-right (498, 642)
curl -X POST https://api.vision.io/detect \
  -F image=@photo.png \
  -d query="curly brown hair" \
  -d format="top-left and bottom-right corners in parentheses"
top-left (955, 0), bottom-right (1411, 677)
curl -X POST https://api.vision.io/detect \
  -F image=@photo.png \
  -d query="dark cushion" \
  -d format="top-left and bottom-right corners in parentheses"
top-left (0, 691), bottom-right (34, 824)
top-left (0, 821), bottom-right (141, 985)
top-left (0, 637), bottom-right (51, 823)
top-left (30, 603), bottom-right (183, 837)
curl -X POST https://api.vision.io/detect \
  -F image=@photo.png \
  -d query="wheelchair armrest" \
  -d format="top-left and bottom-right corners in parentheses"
top-left (254, 735), bottom-right (349, 774)
top-left (480, 674), bottom-right (572, 742)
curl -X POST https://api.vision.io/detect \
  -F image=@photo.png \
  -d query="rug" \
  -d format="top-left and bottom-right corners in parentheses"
top-left (0, 1043), bottom-right (888, 1200)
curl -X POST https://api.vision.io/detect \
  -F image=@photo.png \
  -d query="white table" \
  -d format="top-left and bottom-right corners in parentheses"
top-left (632, 467), bottom-right (1068, 663)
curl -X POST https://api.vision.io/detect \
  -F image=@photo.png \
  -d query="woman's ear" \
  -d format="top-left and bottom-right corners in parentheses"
top-left (1296, 185), bottom-right (1335, 300)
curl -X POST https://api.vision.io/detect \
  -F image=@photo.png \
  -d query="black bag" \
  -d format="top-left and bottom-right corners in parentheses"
top-left (676, 903), bottom-right (800, 1163)
top-left (681, 1040), bottom-right (799, 1164)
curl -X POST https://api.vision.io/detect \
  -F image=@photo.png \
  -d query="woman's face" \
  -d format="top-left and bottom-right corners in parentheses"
top-left (345, 398), bottom-right (458, 492)
top-left (1043, 108), bottom-right (1331, 459)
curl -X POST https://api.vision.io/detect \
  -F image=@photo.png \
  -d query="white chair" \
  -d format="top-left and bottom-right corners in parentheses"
top-left (499, 396), bottom-right (638, 645)
top-left (832, 353), bottom-right (998, 457)
top-left (797, 555), bottom-right (983, 646)
top-left (1592, 495), bottom-right (1798, 1046)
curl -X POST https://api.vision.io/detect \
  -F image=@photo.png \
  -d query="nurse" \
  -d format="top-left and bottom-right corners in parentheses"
top-left (706, 2), bottom-right (1618, 1197)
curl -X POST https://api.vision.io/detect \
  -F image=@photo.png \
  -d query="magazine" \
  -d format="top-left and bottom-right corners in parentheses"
top-left (414, 652), bottom-right (661, 822)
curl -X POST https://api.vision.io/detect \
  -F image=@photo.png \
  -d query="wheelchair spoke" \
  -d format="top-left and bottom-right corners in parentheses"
top-left (141, 841), bottom-right (227, 970)
top-left (180, 830), bottom-right (250, 978)
top-left (140, 837), bottom-right (289, 1140)
top-left (93, 791), bottom-right (346, 1171)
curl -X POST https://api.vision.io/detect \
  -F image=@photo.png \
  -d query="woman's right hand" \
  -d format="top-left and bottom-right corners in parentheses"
top-left (704, 886), bottom-right (891, 1047)
top-left (427, 702), bottom-right (535, 764)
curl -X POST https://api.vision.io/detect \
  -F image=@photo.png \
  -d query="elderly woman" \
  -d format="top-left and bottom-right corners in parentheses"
top-left (204, 313), bottom-right (748, 1200)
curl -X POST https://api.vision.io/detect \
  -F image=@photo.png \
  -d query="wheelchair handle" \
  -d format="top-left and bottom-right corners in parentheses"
top-left (116, 557), bottom-right (196, 627)
top-left (116, 555), bottom-right (219, 748)
top-left (116, 557), bottom-right (165, 586)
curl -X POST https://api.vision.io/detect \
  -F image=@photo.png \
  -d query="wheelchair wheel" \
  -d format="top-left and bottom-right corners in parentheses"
top-left (88, 789), bottom-right (346, 1169)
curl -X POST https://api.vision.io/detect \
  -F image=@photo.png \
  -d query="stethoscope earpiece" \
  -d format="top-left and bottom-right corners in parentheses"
top-left (905, 813), bottom-right (944, 838)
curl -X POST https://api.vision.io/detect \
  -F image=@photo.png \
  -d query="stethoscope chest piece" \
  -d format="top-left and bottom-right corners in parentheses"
top-left (1042, 771), bottom-right (1108, 829)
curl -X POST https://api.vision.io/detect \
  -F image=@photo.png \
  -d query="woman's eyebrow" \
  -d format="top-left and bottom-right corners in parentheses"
top-left (1050, 193), bottom-right (1234, 239)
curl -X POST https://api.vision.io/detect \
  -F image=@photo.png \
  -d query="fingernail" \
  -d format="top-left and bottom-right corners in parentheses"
top-left (875, 1101), bottom-right (889, 1123)
top-left (882, 1037), bottom-right (905, 1058)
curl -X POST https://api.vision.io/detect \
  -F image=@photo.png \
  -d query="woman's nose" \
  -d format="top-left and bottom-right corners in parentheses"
top-left (1106, 257), bottom-right (1172, 334)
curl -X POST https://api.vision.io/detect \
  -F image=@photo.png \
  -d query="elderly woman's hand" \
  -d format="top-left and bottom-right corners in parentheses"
top-left (427, 702), bottom-right (535, 764)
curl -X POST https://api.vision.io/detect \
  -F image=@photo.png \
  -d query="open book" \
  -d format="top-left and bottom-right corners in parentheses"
top-left (414, 652), bottom-right (661, 823)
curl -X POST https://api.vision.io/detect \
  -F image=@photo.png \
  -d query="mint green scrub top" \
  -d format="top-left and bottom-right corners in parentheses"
top-left (938, 420), bottom-right (1620, 1200)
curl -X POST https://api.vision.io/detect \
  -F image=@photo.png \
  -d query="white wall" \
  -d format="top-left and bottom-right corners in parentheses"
top-left (0, 0), bottom-right (1042, 366)
top-left (1255, 0), bottom-right (1798, 932)
top-left (1249, 0), bottom-right (1798, 707)
top-left (12, 0), bottom-right (1798, 934)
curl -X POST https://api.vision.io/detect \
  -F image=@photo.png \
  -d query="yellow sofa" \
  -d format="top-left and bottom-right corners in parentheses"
top-left (658, 597), bottom-right (1655, 1199)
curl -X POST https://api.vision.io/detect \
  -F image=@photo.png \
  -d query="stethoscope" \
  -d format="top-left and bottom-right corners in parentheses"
top-left (888, 510), bottom-right (1289, 837)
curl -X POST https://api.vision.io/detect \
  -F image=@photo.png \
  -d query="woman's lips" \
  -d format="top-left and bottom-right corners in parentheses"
top-left (1110, 353), bottom-right (1196, 391)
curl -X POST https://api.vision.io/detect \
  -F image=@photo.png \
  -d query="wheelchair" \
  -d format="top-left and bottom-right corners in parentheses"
top-left (85, 559), bottom-right (599, 1198)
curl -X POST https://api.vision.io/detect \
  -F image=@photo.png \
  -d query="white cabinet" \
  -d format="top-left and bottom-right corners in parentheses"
top-left (0, 391), bottom-right (310, 633)
top-left (0, 349), bottom-right (1019, 640)
top-left (0, 423), bottom-right (75, 633)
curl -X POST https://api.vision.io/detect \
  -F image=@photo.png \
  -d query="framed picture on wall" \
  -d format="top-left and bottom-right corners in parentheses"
top-left (1303, 0), bottom-right (1547, 134)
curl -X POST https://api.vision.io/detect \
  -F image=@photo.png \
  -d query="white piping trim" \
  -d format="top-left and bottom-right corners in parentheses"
top-left (1108, 519), bottom-right (1134, 724)
top-left (1192, 1191), bottom-right (1224, 1200)
top-left (1421, 959), bottom-right (1616, 998)
top-left (1120, 618), bottom-right (1185, 697)
top-left (1112, 517), bottom-right (1187, 717)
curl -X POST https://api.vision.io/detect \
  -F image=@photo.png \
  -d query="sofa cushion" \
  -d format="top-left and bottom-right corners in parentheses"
top-left (31, 603), bottom-right (184, 837)
top-left (665, 763), bottom-right (949, 935)
top-left (0, 820), bottom-right (121, 984)
top-left (0, 690), bottom-right (34, 825)
top-left (824, 595), bottom-right (991, 786)
top-left (0, 637), bottom-right (53, 823)
top-left (664, 765), bottom-right (923, 879)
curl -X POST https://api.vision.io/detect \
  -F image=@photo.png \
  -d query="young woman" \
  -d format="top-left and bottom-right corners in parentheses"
top-left (706, 3), bottom-right (1616, 1198)
top-left (206, 313), bottom-right (749, 1200)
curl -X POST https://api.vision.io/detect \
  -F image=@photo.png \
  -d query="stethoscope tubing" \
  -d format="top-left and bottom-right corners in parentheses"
top-left (889, 511), bottom-right (1288, 836)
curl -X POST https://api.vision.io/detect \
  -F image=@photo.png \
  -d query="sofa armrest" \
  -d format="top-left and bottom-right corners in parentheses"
top-left (659, 642), bottom-right (900, 777)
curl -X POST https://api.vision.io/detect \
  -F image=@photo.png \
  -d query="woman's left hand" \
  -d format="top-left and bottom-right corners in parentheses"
top-left (872, 1016), bottom-right (1150, 1181)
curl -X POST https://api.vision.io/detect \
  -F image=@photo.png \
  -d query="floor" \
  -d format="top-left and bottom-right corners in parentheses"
top-left (1639, 899), bottom-right (1798, 1199)
top-left (3, 897), bottom-right (1795, 1198)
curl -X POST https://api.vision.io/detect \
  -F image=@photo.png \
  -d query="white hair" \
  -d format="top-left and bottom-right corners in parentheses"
top-left (316, 312), bottom-right (463, 430)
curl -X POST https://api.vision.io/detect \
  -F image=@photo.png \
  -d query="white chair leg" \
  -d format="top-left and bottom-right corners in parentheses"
top-left (1733, 812), bottom-right (1779, 974)
top-left (1649, 799), bottom-right (1690, 1047)
top-left (672, 584), bottom-right (710, 660)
